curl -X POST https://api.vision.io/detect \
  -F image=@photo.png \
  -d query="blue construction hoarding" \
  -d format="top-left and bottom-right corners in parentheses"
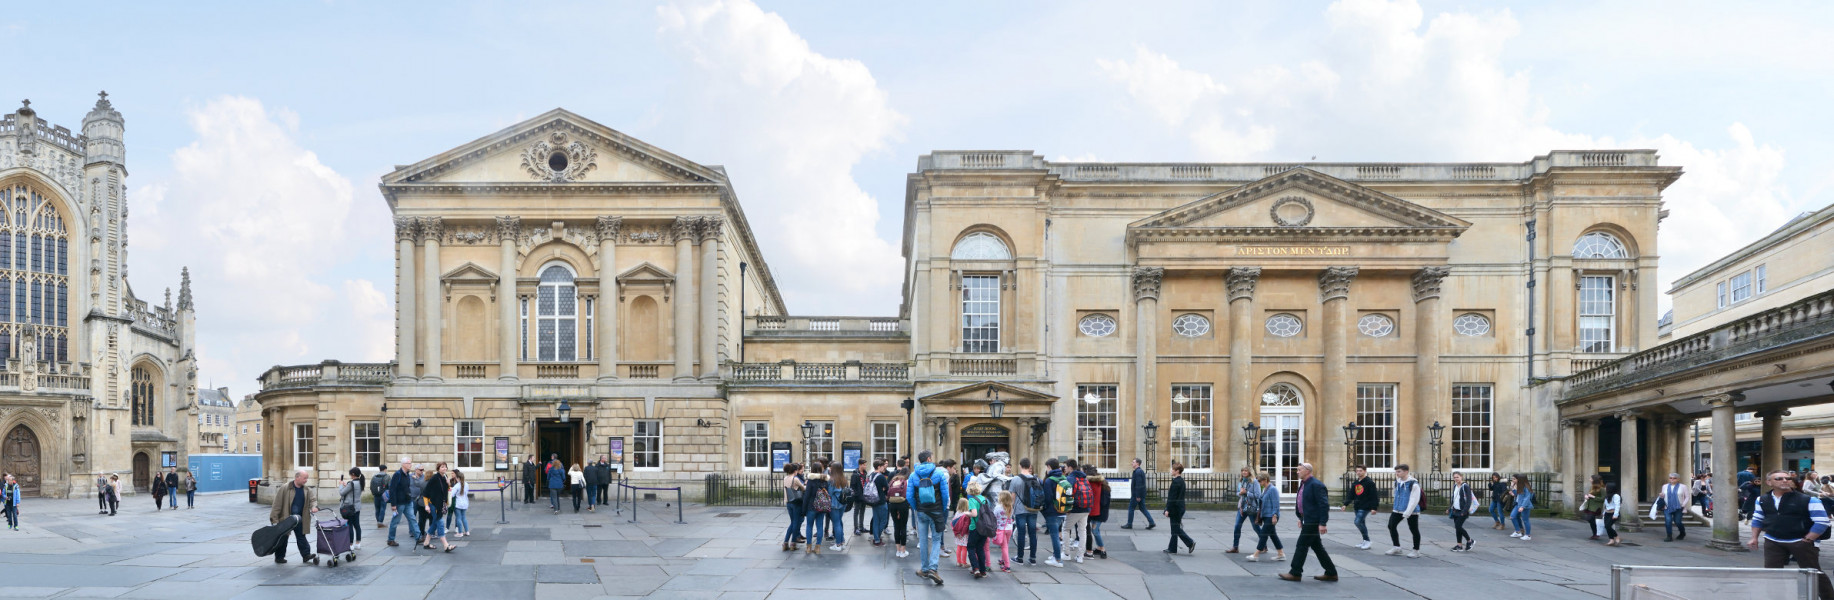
top-left (188, 454), bottom-right (263, 493)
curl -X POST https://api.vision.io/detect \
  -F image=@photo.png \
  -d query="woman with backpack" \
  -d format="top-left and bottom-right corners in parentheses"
top-left (1246, 472), bottom-right (1284, 562)
top-left (963, 482), bottom-right (993, 578)
top-left (1085, 466), bottom-right (1111, 559)
top-left (339, 467), bottom-right (365, 550)
top-left (1448, 471), bottom-right (1477, 552)
top-left (828, 462), bottom-right (851, 551)
top-left (888, 474), bottom-right (910, 558)
top-left (802, 463), bottom-right (832, 555)
top-left (782, 463), bottom-right (807, 552)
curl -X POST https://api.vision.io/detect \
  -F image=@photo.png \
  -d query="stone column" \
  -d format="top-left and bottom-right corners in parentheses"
top-left (595, 217), bottom-right (621, 381)
top-left (671, 217), bottom-right (698, 381)
top-left (699, 217), bottom-right (723, 379)
top-left (1318, 267), bottom-right (1357, 475)
top-left (394, 217), bottom-right (418, 380)
top-left (1706, 393), bottom-right (1748, 551)
top-left (1616, 410), bottom-right (1642, 531)
top-left (1225, 267), bottom-right (1261, 471)
top-left (1759, 409), bottom-right (1785, 476)
top-left (1411, 267), bottom-right (1448, 470)
top-left (497, 217), bottom-right (521, 380)
top-left (420, 217), bottom-right (444, 381)
top-left (1132, 266), bottom-right (1164, 464)
top-left (1560, 419), bottom-right (1578, 510)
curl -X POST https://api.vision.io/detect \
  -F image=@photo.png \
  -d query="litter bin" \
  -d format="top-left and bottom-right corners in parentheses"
top-left (248, 479), bottom-right (261, 503)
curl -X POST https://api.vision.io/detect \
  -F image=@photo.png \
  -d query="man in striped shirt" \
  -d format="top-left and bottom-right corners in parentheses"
top-left (1749, 468), bottom-right (1832, 599)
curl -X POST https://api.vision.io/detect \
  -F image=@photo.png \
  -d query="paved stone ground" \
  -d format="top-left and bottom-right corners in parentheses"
top-left (0, 492), bottom-right (1771, 599)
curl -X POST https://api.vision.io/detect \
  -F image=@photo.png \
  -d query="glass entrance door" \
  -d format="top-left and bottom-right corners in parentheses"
top-left (1260, 413), bottom-right (1302, 494)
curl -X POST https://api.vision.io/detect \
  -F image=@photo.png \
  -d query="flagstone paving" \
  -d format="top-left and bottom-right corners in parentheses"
top-left (0, 492), bottom-right (1770, 599)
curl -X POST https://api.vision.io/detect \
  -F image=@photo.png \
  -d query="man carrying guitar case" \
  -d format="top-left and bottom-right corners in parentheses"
top-left (252, 515), bottom-right (299, 558)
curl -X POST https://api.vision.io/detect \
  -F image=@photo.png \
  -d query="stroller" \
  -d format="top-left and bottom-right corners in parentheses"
top-left (313, 508), bottom-right (358, 567)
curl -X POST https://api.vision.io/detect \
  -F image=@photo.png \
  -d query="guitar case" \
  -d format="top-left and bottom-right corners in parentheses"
top-left (251, 515), bottom-right (299, 557)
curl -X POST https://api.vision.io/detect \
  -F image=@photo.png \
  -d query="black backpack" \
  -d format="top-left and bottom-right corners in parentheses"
top-left (1016, 474), bottom-right (1046, 510)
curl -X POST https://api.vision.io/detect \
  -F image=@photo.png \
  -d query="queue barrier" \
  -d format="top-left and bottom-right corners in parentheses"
top-left (613, 480), bottom-right (687, 524)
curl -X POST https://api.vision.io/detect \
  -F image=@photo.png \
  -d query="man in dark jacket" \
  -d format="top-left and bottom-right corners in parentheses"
top-left (1344, 465), bottom-right (1379, 549)
top-left (385, 457), bottom-right (421, 547)
top-left (867, 460), bottom-right (891, 546)
top-left (852, 463), bottom-right (870, 535)
top-left (521, 457), bottom-right (540, 504)
top-left (583, 458), bottom-right (604, 512)
top-left (1122, 458), bottom-right (1155, 530)
top-left (1041, 458), bottom-right (1068, 566)
top-left (1063, 459), bottom-right (1091, 564)
top-left (164, 468), bottom-right (181, 509)
top-left (595, 455), bottom-right (613, 506)
top-left (369, 466), bottom-right (390, 529)
top-left (1280, 462), bottom-right (1338, 582)
top-left (269, 469), bottom-right (317, 565)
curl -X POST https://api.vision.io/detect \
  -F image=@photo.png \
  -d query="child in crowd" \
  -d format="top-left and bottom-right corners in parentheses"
top-left (993, 490), bottom-right (1017, 572)
top-left (951, 497), bottom-right (972, 568)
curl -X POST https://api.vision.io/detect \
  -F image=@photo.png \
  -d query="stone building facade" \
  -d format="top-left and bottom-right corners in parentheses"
top-left (258, 109), bottom-right (1682, 499)
top-left (194, 387), bottom-right (234, 454)
top-left (0, 95), bottom-right (202, 497)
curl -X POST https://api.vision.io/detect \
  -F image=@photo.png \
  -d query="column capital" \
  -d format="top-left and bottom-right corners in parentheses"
top-left (495, 216), bottom-right (522, 242)
top-left (1132, 266), bottom-right (1164, 302)
top-left (1226, 267), bottom-right (1262, 302)
top-left (594, 216), bottom-right (622, 242)
top-left (670, 217), bottom-right (698, 244)
top-left (417, 216), bottom-right (444, 243)
top-left (697, 215), bottom-right (724, 242)
top-left (1614, 409), bottom-right (1643, 421)
top-left (1703, 391), bottom-right (1745, 408)
top-left (1318, 266), bottom-right (1359, 302)
top-left (394, 216), bottom-right (418, 242)
top-left (1412, 266), bottom-right (1451, 303)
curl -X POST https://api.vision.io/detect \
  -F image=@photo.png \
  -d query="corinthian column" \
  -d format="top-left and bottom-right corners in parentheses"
top-left (596, 216), bottom-right (621, 381)
top-left (395, 217), bottom-right (418, 380)
top-left (1226, 267), bottom-right (1261, 470)
top-left (672, 217), bottom-right (698, 380)
top-left (699, 217), bottom-right (724, 379)
top-left (497, 216), bottom-right (521, 380)
top-left (1132, 266), bottom-right (1164, 466)
top-left (1410, 266), bottom-right (1449, 469)
top-left (420, 217), bottom-right (444, 381)
top-left (1318, 267), bottom-right (1357, 475)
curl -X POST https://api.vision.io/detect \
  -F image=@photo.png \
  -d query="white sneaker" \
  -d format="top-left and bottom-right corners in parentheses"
top-left (1043, 558), bottom-right (1063, 568)
top-left (1245, 553), bottom-right (1260, 562)
top-left (1384, 547), bottom-right (1404, 556)
top-left (1075, 552), bottom-right (1084, 564)
top-left (1520, 536), bottom-right (1531, 541)
top-left (1509, 532), bottom-right (1522, 538)
top-left (1356, 541), bottom-right (1372, 550)
top-left (896, 549), bottom-right (908, 558)
top-left (1406, 550), bottom-right (1420, 558)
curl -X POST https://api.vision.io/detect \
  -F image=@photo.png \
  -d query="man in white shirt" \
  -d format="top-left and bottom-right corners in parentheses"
top-left (1657, 472), bottom-right (1692, 542)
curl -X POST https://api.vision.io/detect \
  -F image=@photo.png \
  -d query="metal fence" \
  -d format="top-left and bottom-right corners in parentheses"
top-left (1333, 471), bottom-right (1557, 511)
top-left (705, 472), bottom-right (786, 507)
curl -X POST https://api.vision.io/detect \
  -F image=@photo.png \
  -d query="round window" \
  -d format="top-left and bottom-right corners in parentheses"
top-left (1265, 314), bottom-right (1303, 338)
top-left (1078, 314), bottom-right (1116, 337)
top-left (1453, 313), bottom-right (1492, 336)
top-left (1171, 314), bottom-right (1210, 337)
top-left (1357, 314), bottom-right (1395, 337)
top-left (548, 151), bottom-right (569, 172)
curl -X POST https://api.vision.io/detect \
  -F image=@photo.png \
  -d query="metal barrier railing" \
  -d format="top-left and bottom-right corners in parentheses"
top-left (614, 480), bottom-right (686, 524)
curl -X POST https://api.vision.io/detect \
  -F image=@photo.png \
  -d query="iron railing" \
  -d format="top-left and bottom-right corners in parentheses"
top-left (1334, 471), bottom-right (1557, 511)
top-left (705, 472), bottom-right (787, 507)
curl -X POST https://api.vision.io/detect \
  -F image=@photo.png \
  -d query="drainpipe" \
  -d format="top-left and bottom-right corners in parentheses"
top-left (1526, 219), bottom-right (1537, 383)
top-left (739, 262), bottom-right (748, 363)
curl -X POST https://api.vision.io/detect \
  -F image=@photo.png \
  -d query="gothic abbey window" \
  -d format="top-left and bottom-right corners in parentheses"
top-left (535, 263), bottom-right (579, 361)
top-left (131, 366), bottom-right (155, 427)
top-left (0, 183), bottom-right (70, 364)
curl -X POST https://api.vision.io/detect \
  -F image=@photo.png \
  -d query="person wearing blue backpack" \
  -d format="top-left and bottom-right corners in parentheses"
top-left (827, 462), bottom-right (851, 551)
top-left (910, 451), bottom-right (951, 586)
top-left (1012, 458), bottom-right (1044, 565)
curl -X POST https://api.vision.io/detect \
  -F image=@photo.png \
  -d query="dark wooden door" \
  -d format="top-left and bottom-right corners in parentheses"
top-left (133, 452), bottom-right (151, 492)
top-left (3, 425), bottom-right (40, 496)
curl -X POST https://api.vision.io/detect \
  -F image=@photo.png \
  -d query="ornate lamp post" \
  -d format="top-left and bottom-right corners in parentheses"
top-left (988, 387), bottom-right (1005, 419)
top-left (1428, 420), bottom-right (1446, 474)
top-left (1342, 421), bottom-right (1360, 473)
top-left (901, 397), bottom-right (915, 459)
top-left (800, 420), bottom-right (815, 464)
top-left (557, 398), bottom-right (572, 423)
top-left (1241, 421), bottom-right (1261, 470)
top-left (1142, 420), bottom-right (1159, 472)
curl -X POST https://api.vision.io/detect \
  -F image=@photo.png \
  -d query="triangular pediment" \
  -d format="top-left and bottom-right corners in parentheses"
top-left (919, 381), bottom-right (1057, 403)
top-left (616, 262), bottom-right (675, 283)
top-left (1129, 168), bottom-right (1471, 242)
top-left (381, 109), bottom-right (725, 186)
top-left (440, 262), bottom-right (498, 282)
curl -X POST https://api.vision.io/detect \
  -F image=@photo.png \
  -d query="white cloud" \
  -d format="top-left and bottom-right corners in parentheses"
top-left (133, 96), bottom-right (392, 388)
top-left (1097, 0), bottom-right (1798, 309)
top-left (656, 0), bottom-right (906, 314)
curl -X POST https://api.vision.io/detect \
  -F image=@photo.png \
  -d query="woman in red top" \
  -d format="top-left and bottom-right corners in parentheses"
top-left (1085, 465), bottom-right (1112, 559)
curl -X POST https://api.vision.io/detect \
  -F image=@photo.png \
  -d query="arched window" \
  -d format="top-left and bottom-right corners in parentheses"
top-left (1572, 231), bottom-right (1630, 259)
top-left (536, 264), bottom-right (578, 362)
top-left (950, 232), bottom-right (1011, 260)
top-left (1261, 383), bottom-right (1303, 407)
top-left (0, 182), bottom-right (70, 363)
top-left (131, 366), bottom-right (155, 427)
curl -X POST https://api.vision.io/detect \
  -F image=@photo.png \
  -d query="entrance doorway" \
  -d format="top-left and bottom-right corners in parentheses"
top-left (1259, 384), bottom-right (1304, 494)
top-left (960, 423), bottom-right (1010, 467)
top-left (133, 452), bottom-right (151, 492)
top-left (3, 425), bottom-right (41, 496)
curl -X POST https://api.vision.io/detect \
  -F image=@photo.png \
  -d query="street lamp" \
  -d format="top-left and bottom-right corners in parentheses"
top-left (1342, 421), bottom-right (1360, 472)
top-left (1142, 420), bottom-right (1159, 472)
top-left (1241, 421), bottom-right (1261, 469)
top-left (557, 398), bottom-right (572, 423)
top-left (901, 397), bottom-right (915, 459)
top-left (988, 387), bottom-right (1005, 419)
top-left (1428, 420), bottom-right (1446, 473)
top-left (800, 420), bottom-right (815, 463)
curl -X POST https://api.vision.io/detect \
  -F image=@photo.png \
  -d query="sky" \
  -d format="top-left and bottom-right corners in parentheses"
top-left (7, 0), bottom-right (1831, 393)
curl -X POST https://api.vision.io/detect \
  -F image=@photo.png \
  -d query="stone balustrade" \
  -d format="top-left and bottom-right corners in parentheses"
top-left (917, 150), bottom-right (1660, 183)
top-left (724, 360), bottom-right (910, 385)
top-left (260, 361), bottom-right (394, 391)
top-left (0, 361), bottom-right (91, 391)
top-left (746, 316), bottom-right (907, 336)
top-left (1566, 290), bottom-right (1834, 397)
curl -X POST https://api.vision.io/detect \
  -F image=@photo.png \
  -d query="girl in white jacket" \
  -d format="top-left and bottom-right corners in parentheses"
top-left (1601, 483), bottom-right (1622, 547)
top-left (450, 472), bottom-right (470, 538)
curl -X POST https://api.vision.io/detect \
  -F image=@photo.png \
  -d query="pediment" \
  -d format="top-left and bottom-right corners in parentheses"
top-left (381, 108), bottom-right (725, 186)
top-left (1128, 168), bottom-right (1471, 243)
top-left (616, 262), bottom-right (675, 283)
top-left (919, 381), bottom-right (1057, 403)
top-left (441, 262), bottom-right (498, 282)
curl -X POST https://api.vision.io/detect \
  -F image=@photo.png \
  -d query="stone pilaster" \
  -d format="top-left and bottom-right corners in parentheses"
top-left (1132, 266), bottom-right (1164, 466)
top-left (1411, 266), bottom-right (1448, 469)
top-left (497, 216), bottom-right (521, 380)
top-left (671, 217), bottom-right (698, 380)
top-left (596, 216), bottom-right (621, 380)
top-left (698, 217), bottom-right (723, 379)
top-left (1616, 409), bottom-right (1642, 531)
top-left (419, 217), bottom-right (444, 381)
top-left (1705, 392), bottom-right (1748, 551)
top-left (1225, 267), bottom-right (1261, 471)
top-left (394, 217), bottom-right (418, 380)
top-left (1318, 267), bottom-right (1357, 475)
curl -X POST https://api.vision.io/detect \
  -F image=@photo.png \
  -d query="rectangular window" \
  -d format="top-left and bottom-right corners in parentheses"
top-left (1169, 384), bottom-right (1212, 471)
top-left (1756, 264), bottom-right (1767, 294)
top-left (741, 421), bottom-right (770, 470)
top-left (455, 420), bottom-right (484, 468)
top-left (633, 420), bottom-right (663, 470)
top-left (961, 275), bottom-right (1000, 353)
top-left (1354, 384), bottom-right (1397, 470)
top-left (871, 422), bottom-right (900, 466)
top-left (1450, 384), bottom-right (1493, 470)
top-left (1578, 276), bottom-right (1615, 353)
top-left (806, 421), bottom-right (834, 464)
top-left (1730, 271), bottom-right (1753, 304)
top-left (352, 421), bottom-right (381, 468)
top-left (292, 423), bottom-right (315, 471)
top-left (1076, 384), bottom-right (1119, 470)
top-left (519, 297), bottom-right (529, 361)
top-left (583, 298), bottom-right (594, 362)
top-left (1717, 282), bottom-right (1727, 308)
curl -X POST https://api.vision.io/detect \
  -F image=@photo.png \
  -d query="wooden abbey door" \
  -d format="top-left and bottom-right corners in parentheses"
top-left (3, 425), bottom-right (41, 496)
top-left (133, 452), bottom-right (150, 492)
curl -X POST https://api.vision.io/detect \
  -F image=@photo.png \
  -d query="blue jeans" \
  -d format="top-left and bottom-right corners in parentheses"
top-left (452, 508), bottom-right (468, 534)
top-left (1125, 497), bottom-right (1155, 527)
top-left (1232, 510), bottom-right (1254, 548)
top-left (785, 502), bottom-right (806, 544)
top-left (387, 503), bottom-right (421, 542)
top-left (1014, 512), bottom-right (1038, 560)
top-left (169, 491), bottom-right (178, 508)
top-left (428, 510), bottom-right (446, 538)
top-left (186, 490), bottom-right (195, 508)
top-left (1664, 510), bottom-right (1685, 538)
top-left (1089, 520), bottom-right (1105, 548)
top-left (1255, 516), bottom-right (1283, 551)
top-left (1490, 499), bottom-right (1507, 526)
top-left (1353, 509), bottom-right (1372, 541)
top-left (1512, 508), bottom-right (1531, 535)
top-left (808, 511), bottom-right (830, 549)
top-left (586, 485), bottom-right (599, 507)
top-left (374, 495), bottom-right (387, 525)
top-left (871, 503), bottom-right (889, 543)
top-left (830, 506), bottom-right (846, 545)
top-left (549, 488), bottom-right (562, 511)
top-left (915, 510), bottom-right (945, 573)
top-left (1044, 514), bottom-right (1065, 561)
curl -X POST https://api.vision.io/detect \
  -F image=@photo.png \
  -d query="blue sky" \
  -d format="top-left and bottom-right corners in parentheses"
top-left (9, 0), bottom-right (1830, 392)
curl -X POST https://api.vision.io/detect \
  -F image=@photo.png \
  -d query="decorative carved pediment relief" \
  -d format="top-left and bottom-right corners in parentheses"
top-left (380, 109), bottom-right (723, 187)
top-left (1127, 168), bottom-right (1471, 244)
top-left (918, 380), bottom-right (1057, 404)
top-left (441, 262), bottom-right (500, 301)
top-left (615, 262), bottom-right (676, 302)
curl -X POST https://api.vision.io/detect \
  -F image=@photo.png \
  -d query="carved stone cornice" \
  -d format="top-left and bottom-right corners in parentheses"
top-left (394, 217), bottom-right (418, 243)
top-left (1703, 391), bottom-right (1745, 408)
top-left (1318, 266), bottom-right (1359, 302)
top-left (595, 216), bottom-right (622, 244)
top-left (1131, 266), bottom-right (1164, 303)
top-left (697, 216), bottom-right (725, 243)
top-left (670, 218), bottom-right (698, 244)
top-left (1226, 267), bottom-right (1262, 303)
top-left (417, 217), bottom-right (444, 243)
top-left (1412, 266), bottom-right (1451, 303)
top-left (496, 216), bottom-right (522, 243)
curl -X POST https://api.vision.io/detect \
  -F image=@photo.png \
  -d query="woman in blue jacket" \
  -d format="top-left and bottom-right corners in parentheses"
top-left (1509, 474), bottom-right (1535, 541)
top-left (1246, 473), bottom-right (1284, 562)
top-left (545, 458), bottom-right (566, 514)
